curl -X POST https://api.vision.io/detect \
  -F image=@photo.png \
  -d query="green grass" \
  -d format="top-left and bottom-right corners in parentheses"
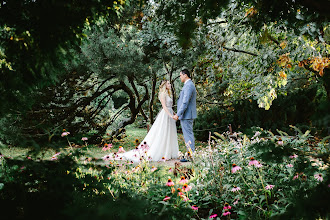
top-left (0, 127), bottom-right (204, 160)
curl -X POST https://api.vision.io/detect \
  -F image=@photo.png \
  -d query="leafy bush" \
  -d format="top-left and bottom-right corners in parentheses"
top-left (192, 126), bottom-right (330, 219)
top-left (194, 85), bottom-right (327, 141)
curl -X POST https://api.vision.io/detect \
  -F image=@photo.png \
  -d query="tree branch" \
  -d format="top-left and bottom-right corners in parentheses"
top-left (222, 46), bottom-right (258, 56)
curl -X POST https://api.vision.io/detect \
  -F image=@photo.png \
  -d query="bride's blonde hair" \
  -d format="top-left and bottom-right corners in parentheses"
top-left (158, 80), bottom-right (172, 99)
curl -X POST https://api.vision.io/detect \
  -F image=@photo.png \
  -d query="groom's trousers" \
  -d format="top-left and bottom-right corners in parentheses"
top-left (180, 119), bottom-right (195, 152)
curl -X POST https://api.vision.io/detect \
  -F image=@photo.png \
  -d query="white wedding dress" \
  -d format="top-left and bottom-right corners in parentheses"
top-left (104, 94), bottom-right (179, 163)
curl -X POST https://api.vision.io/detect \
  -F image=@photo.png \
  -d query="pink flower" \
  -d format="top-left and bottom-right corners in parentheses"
top-left (248, 157), bottom-right (259, 166)
top-left (233, 199), bottom-right (239, 205)
top-left (163, 196), bottom-right (171, 201)
top-left (231, 164), bottom-right (242, 173)
top-left (286, 164), bottom-right (294, 168)
top-left (103, 154), bottom-right (113, 161)
top-left (151, 166), bottom-right (157, 172)
top-left (81, 137), bottom-right (88, 141)
top-left (265, 185), bottom-right (275, 190)
top-left (289, 154), bottom-right (298, 159)
top-left (51, 152), bottom-right (61, 160)
top-left (161, 157), bottom-right (166, 162)
top-left (182, 195), bottom-right (189, 201)
top-left (231, 186), bottom-right (241, 192)
top-left (223, 203), bottom-right (232, 210)
top-left (209, 214), bottom-right (218, 218)
top-left (179, 176), bottom-right (188, 184)
top-left (61, 132), bottom-right (70, 137)
top-left (191, 205), bottom-right (199, 210)
top-left (140, 141), bottom-right (150, 151)
top-left (182, 184), bottom-right (192, 192)
top-left (102, 143), bottom-right (112, 151)
top-left (166, 178), bottom-right (174, 187)
top-left (314, 174), bottom-right (323, 182)
top-left (277, 140), bottom-right (284, 145)
top-left (223, 211), bottom-right (231, 216)
top-left (256, 162), bottom-right (263, 168)
top-left (117, 146), bottom-right (125, 153)
top-left (168, 168), bottom-right (173, 173)
top-left (293, 173), bottom-right (299, 180)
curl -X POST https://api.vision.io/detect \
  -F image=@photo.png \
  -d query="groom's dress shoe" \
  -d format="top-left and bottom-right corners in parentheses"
top-left (180, 158), bottom-right (189, 162)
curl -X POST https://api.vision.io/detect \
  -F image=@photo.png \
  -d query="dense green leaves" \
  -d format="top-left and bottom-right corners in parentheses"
top-left (0, 0), bottom-right (124, 116)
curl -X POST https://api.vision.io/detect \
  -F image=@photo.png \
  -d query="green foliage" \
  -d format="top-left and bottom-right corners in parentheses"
top-left (154, 0), bottom-right (329, 48)
top-left (192, 127), bottom-right (330, 219)
top-left (1, 126), bottom-right (329, 219)
top-left (194, 84), bottom-right (328, 141)
top-left (0, 0), bottom-right (127, 116)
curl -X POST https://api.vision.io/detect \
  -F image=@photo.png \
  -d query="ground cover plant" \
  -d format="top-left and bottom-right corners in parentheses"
top-left (1, 126), bottom-right (329, 219)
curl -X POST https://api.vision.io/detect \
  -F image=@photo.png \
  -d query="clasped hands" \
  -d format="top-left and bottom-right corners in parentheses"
top-left (172, 114), bottom-right (179, 121)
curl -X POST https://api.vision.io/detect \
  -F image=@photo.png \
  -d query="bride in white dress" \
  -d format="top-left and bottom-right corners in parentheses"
top-left (104, 80), bottom-right (179, 163)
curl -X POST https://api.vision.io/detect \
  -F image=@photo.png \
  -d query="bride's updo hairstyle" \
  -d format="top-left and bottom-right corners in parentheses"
top-left (158, 80), bottom-right (172, 99)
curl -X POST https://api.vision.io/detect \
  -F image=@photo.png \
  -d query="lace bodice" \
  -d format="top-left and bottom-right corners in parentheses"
top-left (165, 95), bottom-right (173, 108)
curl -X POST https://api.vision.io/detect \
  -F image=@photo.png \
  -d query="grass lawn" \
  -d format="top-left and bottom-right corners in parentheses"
top-left (0, 126), bottom-right (206, 161)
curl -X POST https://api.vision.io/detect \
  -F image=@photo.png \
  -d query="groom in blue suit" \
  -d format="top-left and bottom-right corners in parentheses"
top-left (173, 69), bottom-right (197, 162)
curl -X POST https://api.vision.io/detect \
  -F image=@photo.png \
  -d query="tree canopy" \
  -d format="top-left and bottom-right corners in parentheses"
top-left (0, 0), bottom-right (329, 147)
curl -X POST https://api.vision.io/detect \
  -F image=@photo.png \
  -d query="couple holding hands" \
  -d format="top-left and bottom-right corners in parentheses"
top-left (106, 69), bottom-right (197, 163)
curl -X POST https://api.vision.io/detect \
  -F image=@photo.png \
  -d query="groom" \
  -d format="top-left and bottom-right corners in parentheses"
top-left (173, 69), bottom-right (197, 162)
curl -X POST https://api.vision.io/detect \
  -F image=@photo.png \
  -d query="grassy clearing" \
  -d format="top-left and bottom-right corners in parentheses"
top-left (0, 126), bottom-right (206, 162)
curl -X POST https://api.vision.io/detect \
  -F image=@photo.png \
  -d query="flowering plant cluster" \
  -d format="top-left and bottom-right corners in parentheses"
top-left (191, 126), bottom-right (329, 219)
top-left (1, 126), bottom-right (329, 219)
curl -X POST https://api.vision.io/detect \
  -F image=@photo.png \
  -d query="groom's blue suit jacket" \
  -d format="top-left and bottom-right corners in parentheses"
top-left (177, 80), bottom-right (197, 120)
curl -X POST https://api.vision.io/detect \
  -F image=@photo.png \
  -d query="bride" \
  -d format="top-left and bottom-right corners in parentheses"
top-left (104, 80), bottom-right (179, 163)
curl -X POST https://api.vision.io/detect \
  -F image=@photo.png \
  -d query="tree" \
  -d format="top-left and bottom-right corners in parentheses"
top-left (0, 0), bottom-right (126, 116)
